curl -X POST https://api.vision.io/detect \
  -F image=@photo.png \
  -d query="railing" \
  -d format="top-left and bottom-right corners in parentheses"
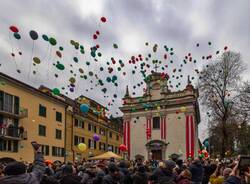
top-left (0, 127), bottom-right (27, 140)
top-left (0, 107), bottom-right (28, 119)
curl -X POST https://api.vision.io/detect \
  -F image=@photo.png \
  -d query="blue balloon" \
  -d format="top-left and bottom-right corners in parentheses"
top-left (80, 104), bottom-right (89, 113)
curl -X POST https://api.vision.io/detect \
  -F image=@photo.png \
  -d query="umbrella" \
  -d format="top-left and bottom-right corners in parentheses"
top-left (87, 151), bottom-right (122, 160)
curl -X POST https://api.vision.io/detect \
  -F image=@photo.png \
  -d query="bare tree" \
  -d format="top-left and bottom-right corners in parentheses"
top-left (199, 51), bottom-right (246, 157)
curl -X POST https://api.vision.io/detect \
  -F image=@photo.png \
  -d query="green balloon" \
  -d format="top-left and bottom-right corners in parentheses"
top-left (59, 46), bottom-right (63, 51)
top-left (89, 71), bottom-right (93, 76)
top-left (56, 63), bottom-right (65, 70)
top-left (14, 32), bottom-right (21, 40)
top-left (42, 34), bottom-right (49, 41)
top-left (73, 57), bottom-right (78, 62)
top-left (91, 51), bottom-right (96, 57)
top-left (98, 52), bottom-right (102, 57)
top-left (49, 37), bottom-right (57, 46)
top-left (80, 45), bottom-right (84, 50)
top-left (52, 88), bottom-right (60, 95)
top-left (33, 57), bottom-right (41, 64)
top-left (113, 43), bottom-right (118, 49)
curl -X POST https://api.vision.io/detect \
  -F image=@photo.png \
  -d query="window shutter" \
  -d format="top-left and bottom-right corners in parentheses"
top-left (94, 141), bottom-right (96, 149)
top-left (74, 119), bottom-right (78, 127)
top-left (14, 96), bottom-right (20, 115)
top-left (46, 145), bottom-right (49, 155)
top-left (0, 91), bottom-right (3, 110)
top-left (81, 121), bottom-right (84, 129)
top-left (74, 136), bottom-right (78, 145)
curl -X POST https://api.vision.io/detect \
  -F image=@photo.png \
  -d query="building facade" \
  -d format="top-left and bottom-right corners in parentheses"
top-left (0, 73), bottom-right (123, 163)
top-left (120, 72), bottom-right (200, 160)
top-left (0, 73), bottom-right (67, 163)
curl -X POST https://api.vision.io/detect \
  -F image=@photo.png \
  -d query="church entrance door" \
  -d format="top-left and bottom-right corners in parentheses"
top-left (151, 149), bottom-right (162, 160)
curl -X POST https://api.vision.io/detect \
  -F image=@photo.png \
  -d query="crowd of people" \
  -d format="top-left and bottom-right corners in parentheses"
top-left (0, 148), bottom-right (249, 184)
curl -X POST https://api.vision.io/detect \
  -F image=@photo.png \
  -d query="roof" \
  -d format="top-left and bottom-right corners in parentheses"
top-left (0, 72), bottom-right (67, 106)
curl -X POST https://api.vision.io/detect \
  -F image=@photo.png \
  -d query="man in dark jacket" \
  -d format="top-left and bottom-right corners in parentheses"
top-left (102, 163), bottom-right (123, 184)
top-left (132, 165), bottom-right (148, 184)
top-left (60, 164), bottom-right (82, 184)
top-left (189, 159), bottom-right (204, 184)
top-left (119, 161), bottom-right (132, 184)
top-left (0, 147), bottom-right (45, 184)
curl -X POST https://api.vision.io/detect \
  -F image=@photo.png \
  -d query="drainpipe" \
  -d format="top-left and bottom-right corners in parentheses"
top-left (71, 113), bottom-right (75, 162)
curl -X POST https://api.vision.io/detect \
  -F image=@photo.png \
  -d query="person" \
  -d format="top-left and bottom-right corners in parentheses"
top-left (150, 160), bottom-right (176, 184)
top-left (209, 163), bottom-right (224, 184)
top-left (176, 169), bottom-right (192, 184)
top-left (59, 164), bottom-right (82, 184)
top-left (222, 168), bottom-right (232, 180)
top-left (102, 163), bottom-right (122, 184)
top-left (0, 146), bottom-right (45, 184)
top-left (202, 161), bottom-right (217, 184)
top-left (131, 165), bottom-right (148, 184)
top-left (189, 158), bottom-right (204, 184)
top-left (118, 161), bottom-right (132, 184)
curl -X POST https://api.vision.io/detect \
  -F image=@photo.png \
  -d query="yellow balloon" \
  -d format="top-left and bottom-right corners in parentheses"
top-left (78, 143), bottom-right (87, 152)
top-left (180, 106), bottom-right (187, 112)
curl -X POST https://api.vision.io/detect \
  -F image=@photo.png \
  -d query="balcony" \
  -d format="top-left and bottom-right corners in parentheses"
top-left (0, 127), bottom-right (27, 140)
top-left (0, 107), bottom-right (28, 119)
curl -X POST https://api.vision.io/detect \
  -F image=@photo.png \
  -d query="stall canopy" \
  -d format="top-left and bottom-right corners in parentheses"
top-left (88, 151), bottom-right (122, 160)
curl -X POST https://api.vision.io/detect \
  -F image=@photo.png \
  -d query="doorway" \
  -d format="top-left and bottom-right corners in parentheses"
top-left (151, 149), bottom-right (162, 160)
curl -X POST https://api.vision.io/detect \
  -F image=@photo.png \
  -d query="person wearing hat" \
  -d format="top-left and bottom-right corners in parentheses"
top-left (0, 145), bottom-right (45, 184)
top-left (59, 164), bottom-right (82, 184)
top-left (189, 158), bottom-right (204, 184)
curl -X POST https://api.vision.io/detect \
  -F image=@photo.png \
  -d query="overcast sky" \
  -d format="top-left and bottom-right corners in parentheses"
top-left (0, 0), bottom-right (249, 140)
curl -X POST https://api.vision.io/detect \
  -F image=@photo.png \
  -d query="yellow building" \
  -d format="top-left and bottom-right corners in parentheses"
top-left (0, 73), bottom-right (123, 163)
top-left (0, 72), bottom-right (67, 163)
top-left (62, 95), bottom-right (123, 162)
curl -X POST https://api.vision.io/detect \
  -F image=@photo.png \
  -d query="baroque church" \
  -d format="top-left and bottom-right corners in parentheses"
top-left (120, 72), bottom-right (200, 160)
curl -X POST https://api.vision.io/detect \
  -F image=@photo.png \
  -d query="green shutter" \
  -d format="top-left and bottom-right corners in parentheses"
top-left (0, 91), bottom-right (3, 110)
top-left (14, 96), bottom-right (19, 115)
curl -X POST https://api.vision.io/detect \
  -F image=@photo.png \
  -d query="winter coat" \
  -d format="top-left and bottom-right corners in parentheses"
top-left (176, 176), bottom-right (191, 184)
top-left (131, 172), bottom-right (148, 184)
top-left (119, 167), bottom-right (132, 184)
top-left (150, 168), bottom-right (176, 184)
top-left (0, 152), bottom-right (45, 184)
top-left (189, 161), bottom-right (204, 183)
top-left (60, 175), bottom-right (82, 184)
top-left (102, 174), bottom-right (121, 184)
top-left (222, 176), bottom-right (241, 184)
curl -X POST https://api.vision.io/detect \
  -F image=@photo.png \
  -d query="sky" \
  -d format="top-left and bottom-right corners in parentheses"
top-left (0, 0), bottom-right (249, 140)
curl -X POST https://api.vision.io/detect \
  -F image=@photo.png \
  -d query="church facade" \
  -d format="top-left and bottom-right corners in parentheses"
top-left (120, 72), bottom-right (200, 160)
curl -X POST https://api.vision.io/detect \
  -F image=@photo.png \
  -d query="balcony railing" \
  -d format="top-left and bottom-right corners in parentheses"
top-left (0, 107), bottom-right (28, 119)
top-left (0, 127), bottom-right (27, 140)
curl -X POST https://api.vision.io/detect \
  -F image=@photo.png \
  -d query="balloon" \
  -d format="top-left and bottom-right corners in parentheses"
top-left (10, 26), bottom-right (19, 33)
top-left (69, 77), bottom-right (76, 83)
top-left (42, 34), bottom-right (49, 41)
top-left (29, 30), bottom-right (38, 40)
top-left (56, 51), bottom-right (62, 58)
top-left (49, 37), bottom-right (57, 46)
top-left (56, 63), bottom-right (65, 70)
top-left (33, 57), bottom-right (41, 64)
top-left (52, 88), bottom-right (60, 95)
top-left (119, 144), bottom-right (127, 151)
top-left (79, 68), bottom-right (84, 73)
top-left (59, 46), bottom-right (63, 51)
top-left (93, 134), bottom-right (100, 141)
top-left (14, 32), bottom-right (21, 40)
top-left (78, 143), bottom-right (87, 152)
top-left (73, 57), bottom-right (78, 62)
top-left (80, 104), bottom-right (89, 113)
top-left (113, 43), bottom-right (118, 49)
top-left (100, 17), bottom-right (107, 22)
top-left (180, 106), bottom-right (187, 112)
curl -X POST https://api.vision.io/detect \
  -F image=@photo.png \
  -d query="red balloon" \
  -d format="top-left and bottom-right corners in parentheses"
top-left (224, 46), bottom-right (228, 51)
top-left (9, 26), bottom-right (19, 33)
top-left (164, 54), bottom-right (167, 60)
top-left (100, 17), bottom-right (107, 22)
top-left (56, 51), bottom-right (62, 58)
top-left (93, 34), bottom-right (97, 39)
top-left (96, 30), bottom-right (100, 35)
top-left (119, 144), bottom-right (127, 151)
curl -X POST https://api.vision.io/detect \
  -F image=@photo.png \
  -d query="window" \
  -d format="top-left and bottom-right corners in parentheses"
top-left (88, 123), bottom-right (93, 131)
top-left (56, 112), bottom-right (62, 122)
top-left (4, 93), bottom-right (13, 113)
top-left (74, 136), bottom-right (85, 145)
top-left (55, 129), bottom-right (62, 139)
top-left (116, 135), bottom-right (119, 141)
top-left (99, 128), bottom-right (105, 136)
top-left (39, 104), bottom-right (46, 117)
top-left (94, 126), bottom-right (97, 133)
top-left (52, 146), bottom-right (65, 157)
top-left (14, 96), bottom-right (19, 115)
top-left (74, 119), bottom-right (78, 127)
top-left (153, 117), bottom-right (160, 129)
top-left (108, 144), bottom-right (114, 152)
top-left (38, 125), bottom-right (46, 136)
top-left (41, 145), bottom-right (49, 156)
top-left (0, 139), bottom-right (18, 152)
top-left (99, 142), bottom-right (106, 151)
top-left (88, 139), bottom-right (96, 149)
top-left (109, 131), bottom-right (112, 138)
